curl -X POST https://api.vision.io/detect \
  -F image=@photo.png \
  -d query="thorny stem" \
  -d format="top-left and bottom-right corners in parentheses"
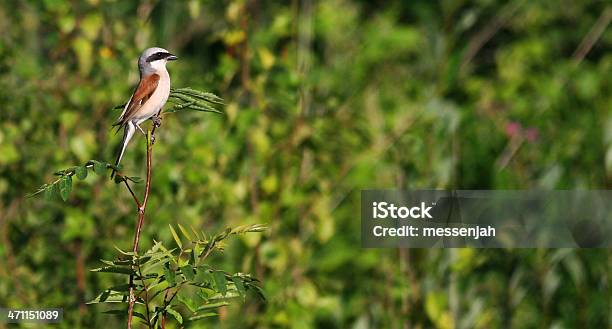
top-left (126, 117), bottom-right (159, 329)
top-left (137, 261), bottom-right (152, 326)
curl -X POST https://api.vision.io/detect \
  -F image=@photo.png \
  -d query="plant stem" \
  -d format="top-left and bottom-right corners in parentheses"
top-left (123, 180), bottom-right (141, 209)
top-left (137, 261), bottom-right (152, 327)
top-left (127, 123), bottom-right (158, 329)
top-left (161, 282), bottom-right (186, 329)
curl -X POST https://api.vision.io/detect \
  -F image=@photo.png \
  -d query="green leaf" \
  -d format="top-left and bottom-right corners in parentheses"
top-left (208, 291), bottom-right (240, 301)
top-left (54, 169), bottom-right (68, 176)
top-left (44, 184), bottom-right (58, 201)
top-left (90, 265), bottom-right (135, 275)
top-left (191, 245), bottom-right (198, 265)
top-left (157, 245), bottom-right (178, 264)
top-left (133, 312), bottom-right (147, 321)
top-left (190, 226), bottom-right (202, 240)
top-left (93, 160), bottom-right (106, 175)
top-left (107, 163), bottom-right (121, 171)
top-left (178, 224), bottom-right (193, 241)
top-left (75, 166), bottom-right (88, 180)
top-left (231, 224), bottom-right (267, 234)
top-left (193, 243), bottom-right (203, 259)
top-left (166, 308), bottom-right (183, 325)
top-left (232, 276), bottom-right (246, 297)
top-left (196, 289), bottom-right (211, 300)
top-left (127, 176), bottom-right (142, 183)
top-left (252, 285), bottom-right (266, 301)
top-left (178, 294), bottom-right (196, 313)
top-left (181, 265), bottom-right (195, 281)
top-left (59, 175), bottom-right (72, 201)
top-left (141, 256), bottom-right (172, 274)
top-left (87, 290), bottom-right (139, 304)
top-left (107, 283), bottom-right (132, 292)
top-left (92, 290), bottom-right (112, 304)
top-left (164, 263), bottom-right (176, 287)
top-left (188, 312), bottom-right (217, 321)
top-left (111, 255), bottom-right (151, 266)
top-left (167, 88), bottom-right (224, 115)
top-left (196, 301), bottom-right (229, 311)
top-left (169, 225), bottom-right (183, 249)
top-left (113, 246), bottom-right (135, 256)
top-left (195, 266), bottom-right (213, 284)
top-left (87, 293), bottom-right (144, 305)
top-left (172, 88), bottom-right (224, 105)
top-left (213, 271), bottom-right (227, 295)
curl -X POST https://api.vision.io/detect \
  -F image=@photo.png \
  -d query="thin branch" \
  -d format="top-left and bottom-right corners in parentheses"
top-left (161, 289), bottom-right (170, 329)
top-left (460, 0), bottom-right (525, 74)
top-left (572, 7), bottom-right (612, 64)
top-left (165, 285), bottom-right (183, 308)
top-left (127, 119), bottom-right (159, 329)
top-left (137, 261), bottom-right (153, 327)
top-left (200, 241), bottom-right (217, 264)
top-left (160, 281), bottom-right (187, 329)
top-left (123, 179), bottom-right (141, 209)
top-left (495, 135), bottom-right (525, 171)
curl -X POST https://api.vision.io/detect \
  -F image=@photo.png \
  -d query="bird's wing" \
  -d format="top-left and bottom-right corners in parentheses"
top-left (114, 73), bottom-right (160, 127)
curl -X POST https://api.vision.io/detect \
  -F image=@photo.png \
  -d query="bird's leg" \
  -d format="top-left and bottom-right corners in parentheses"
top-left (150, 115), bottom-right (162, 145)
top-left (152, 114), bottom-right (162, 128)
top-left (135, 124), bottom-right (147, 136)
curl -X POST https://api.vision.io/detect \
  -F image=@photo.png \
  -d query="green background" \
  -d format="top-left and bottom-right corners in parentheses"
top-left (0, 0), bottom-right (610, 328)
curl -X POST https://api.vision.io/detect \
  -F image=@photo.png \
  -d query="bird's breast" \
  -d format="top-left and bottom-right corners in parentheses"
top-left (134, 76), bottom-right (171, 123)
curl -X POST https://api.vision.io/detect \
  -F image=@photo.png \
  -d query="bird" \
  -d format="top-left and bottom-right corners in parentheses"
top-left (111, 47), bottom-right (178, 178)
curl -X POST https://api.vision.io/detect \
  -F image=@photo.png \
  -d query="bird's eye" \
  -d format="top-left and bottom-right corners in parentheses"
top-left (146, 52), bottom-right (168, 63)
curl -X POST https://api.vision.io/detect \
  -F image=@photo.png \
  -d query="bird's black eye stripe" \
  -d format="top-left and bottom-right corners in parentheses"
top-left (146, 52), bottom-right (170, 62)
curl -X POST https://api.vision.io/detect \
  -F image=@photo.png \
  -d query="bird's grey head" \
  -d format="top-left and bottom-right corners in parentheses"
top-left (138, 47), bottom-right (178, 75)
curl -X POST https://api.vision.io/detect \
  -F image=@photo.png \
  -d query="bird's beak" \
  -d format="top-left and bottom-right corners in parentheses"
top-left (166, 53), bottom-right (178, 61)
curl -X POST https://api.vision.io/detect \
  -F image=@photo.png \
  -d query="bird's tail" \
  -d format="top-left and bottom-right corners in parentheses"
top-left (110, 122), bottom-right (136, 179)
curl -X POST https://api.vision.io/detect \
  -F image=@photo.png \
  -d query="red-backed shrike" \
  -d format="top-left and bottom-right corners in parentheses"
top-left (111, 47), bottom-right (177, 177)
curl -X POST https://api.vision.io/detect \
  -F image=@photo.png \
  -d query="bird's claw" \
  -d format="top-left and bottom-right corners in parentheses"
top-left (152, 115), bottom-right (162, 128)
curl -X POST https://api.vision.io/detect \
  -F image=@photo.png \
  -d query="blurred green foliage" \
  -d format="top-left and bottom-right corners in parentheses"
top-left (0, 0), bottom-right (610, 328)
top-left (88, 223), bottom-right (266, 328)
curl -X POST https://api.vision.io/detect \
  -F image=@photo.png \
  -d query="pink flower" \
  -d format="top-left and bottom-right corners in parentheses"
top-left (505, 121), bottom-right (522, 137)
top-left (525, 128), bottom-right (539, 142)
